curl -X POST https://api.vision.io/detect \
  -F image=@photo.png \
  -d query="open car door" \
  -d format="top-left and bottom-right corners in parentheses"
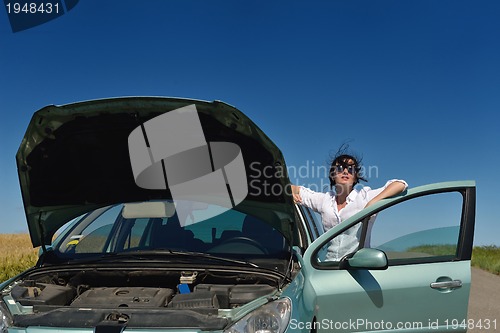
top-left (302, 181), bottom-right (475, 332)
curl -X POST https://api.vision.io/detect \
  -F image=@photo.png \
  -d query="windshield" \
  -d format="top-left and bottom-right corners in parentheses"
top-left (53, 200), bottom-right (290, 260)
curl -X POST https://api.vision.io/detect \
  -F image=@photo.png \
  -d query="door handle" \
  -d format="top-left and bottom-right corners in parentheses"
top-left (430, 280), bottom-right (462, 290)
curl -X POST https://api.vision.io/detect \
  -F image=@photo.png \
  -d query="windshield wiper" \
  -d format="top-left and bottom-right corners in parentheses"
top-left (162, 250), bottom-right (260, 268)
top-left (66, 252), bottom-right (145, 264)
top-left (68, 250), bottom-right (260, 268)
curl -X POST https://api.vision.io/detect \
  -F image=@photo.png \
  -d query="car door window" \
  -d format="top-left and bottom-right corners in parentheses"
top-left (368, 192), bottom-right (462, 264)
top-left (315, 222), bottom-right (364, 262)
top-left (314, 191), bottom-right (464, 265)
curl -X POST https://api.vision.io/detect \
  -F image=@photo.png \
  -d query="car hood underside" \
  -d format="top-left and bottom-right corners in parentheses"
top-left (16, 97), bottom-right (296, 247)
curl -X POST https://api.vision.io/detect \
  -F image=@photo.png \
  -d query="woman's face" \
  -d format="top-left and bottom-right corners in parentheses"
top-left (333, 158), bottom-right (357, 188)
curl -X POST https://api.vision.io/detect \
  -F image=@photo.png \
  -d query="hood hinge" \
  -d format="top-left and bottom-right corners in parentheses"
top-left (38, 212), bottom-right (48, 254)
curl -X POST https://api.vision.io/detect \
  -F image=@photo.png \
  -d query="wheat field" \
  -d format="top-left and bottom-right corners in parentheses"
top-left (0, 234), bottom-right (39, 282)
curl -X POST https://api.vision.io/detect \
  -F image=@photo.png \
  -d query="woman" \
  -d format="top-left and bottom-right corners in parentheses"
top-left (291, 149), bottom-right (407, 260)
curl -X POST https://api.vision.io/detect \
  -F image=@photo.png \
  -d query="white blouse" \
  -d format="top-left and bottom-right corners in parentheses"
top-left (299, 179), bottom-right (408, 260)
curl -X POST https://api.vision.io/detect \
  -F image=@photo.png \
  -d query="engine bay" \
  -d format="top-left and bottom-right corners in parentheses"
top-left (4, 267), bottom-right (282, 329)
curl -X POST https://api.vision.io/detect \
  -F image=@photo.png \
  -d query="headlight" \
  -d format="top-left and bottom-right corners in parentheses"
top-left (225, 298), bottom-right (291, 333)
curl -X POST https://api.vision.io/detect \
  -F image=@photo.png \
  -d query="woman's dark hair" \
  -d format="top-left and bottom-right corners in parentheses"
top-left (328, 144), bottom-right (367, 188)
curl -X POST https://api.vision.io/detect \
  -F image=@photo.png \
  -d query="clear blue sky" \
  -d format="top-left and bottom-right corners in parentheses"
top-left (1, 0), bottom-right (499, 245)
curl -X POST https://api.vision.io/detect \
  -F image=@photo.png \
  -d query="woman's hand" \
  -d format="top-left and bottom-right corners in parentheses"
top-left (291, 185), bottom-right (302, 204)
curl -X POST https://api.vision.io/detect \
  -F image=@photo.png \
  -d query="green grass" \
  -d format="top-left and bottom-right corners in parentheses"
top-left (407, 244), bottom-right (457, 257)
top-left (407, 244), bottom-right (500, 275)
top-left (471, 245), bottom-right (500, 275)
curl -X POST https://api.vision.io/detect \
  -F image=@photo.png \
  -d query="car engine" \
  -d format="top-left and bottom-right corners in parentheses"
top-left (5, 267), bottom-right (282, 329)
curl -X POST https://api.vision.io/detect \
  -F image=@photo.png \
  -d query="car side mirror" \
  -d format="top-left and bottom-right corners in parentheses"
top-left (339, 248), bottom-right (388, 270)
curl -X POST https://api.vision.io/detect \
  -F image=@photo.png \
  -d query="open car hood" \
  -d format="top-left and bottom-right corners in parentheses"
top-left (17, 97), bottom-right (296, 247)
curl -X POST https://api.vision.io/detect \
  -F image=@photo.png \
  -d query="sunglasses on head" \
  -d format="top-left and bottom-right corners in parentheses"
top-left (334, 164), bottom-right (357, 175)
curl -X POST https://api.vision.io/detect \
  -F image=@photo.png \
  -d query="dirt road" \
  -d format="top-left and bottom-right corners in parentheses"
top-left (468, 267), bottom-right (500, 332)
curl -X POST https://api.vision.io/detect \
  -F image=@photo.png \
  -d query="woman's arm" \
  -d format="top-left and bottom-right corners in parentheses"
top-left (364, 180), bottom-right (407, 208)
top-left (290, 185), bottom-right (327, 214)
